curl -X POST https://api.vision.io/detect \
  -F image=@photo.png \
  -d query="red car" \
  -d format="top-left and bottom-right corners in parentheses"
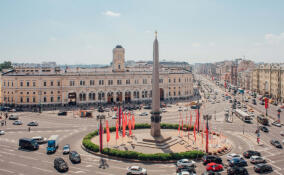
top-left (206, 162), bottom-right (223, 172)
top-left (280, 105), bottom-right (284, 109)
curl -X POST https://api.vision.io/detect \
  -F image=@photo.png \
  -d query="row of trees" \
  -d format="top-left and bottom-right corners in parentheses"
top-left (0, 61), bottom-right (12, 71)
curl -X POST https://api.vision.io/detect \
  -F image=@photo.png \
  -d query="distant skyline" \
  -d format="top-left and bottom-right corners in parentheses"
top-left (1, 0), bottom-right (284, 64)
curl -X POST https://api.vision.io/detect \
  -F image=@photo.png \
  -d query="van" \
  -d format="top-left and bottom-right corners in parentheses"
top-left (19, 138), bottom-right (39, 150)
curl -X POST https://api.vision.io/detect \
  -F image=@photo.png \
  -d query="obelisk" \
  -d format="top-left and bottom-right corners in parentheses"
top-left (151, 31), bottom-right (161, 137)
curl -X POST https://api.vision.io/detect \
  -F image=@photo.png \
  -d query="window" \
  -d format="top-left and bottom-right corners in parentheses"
top-left (70, 80), bottom-right (75, 86)
top-left (26, 97), bottom-right (29, 103)
top-left (57, 91), bottom-right (60, 94)
top-left (179, 78), bottom-right (181, 83)
top-left (99, 80), bottom-right (104, 85)
top-left (108, 80), bottom-right (113, 85)
top-left (168, 79), bottom-right (171, 83)
top-left (135, 80), bottom-right (139, 84)
top-left (51, 91), bottom-right (53, 94)
top-left (11, 81), bottom-right (13, 87)
top-left (20, 92), bottom-right (23, 95)
top-left (143, 79), bottom-right (147, 84)
top-left (20, 82), bottom-right (23, 86)
top-left (159, 79), bottom-right (163, 83)
top-left (33, 92), bottom-right (36, 95)
top-left (44, 97), bottom-right (47, 102)
top-left (50, 81), bottom-right (54, 86)
top-left (57, 81), bottom-right (60, 86)
top-left (174, 78), bottom-right (176, 83)
top-left (7, 82), bottom-right (9, 87)
top-left (3, 81), bottom-right (5, 87)
top-left (50, 97), bottom-right (54, 102)
top-left (118, 64), bottom-right (121, 69)
top-left (43, 81), bottom-right (47, 86)
top-left (33, 97), bottom-right (36, 103)
top-left (27, 92), bottom-right (29, 95)
top-left (33, 82), bottom-right (36, 86)
top-left (90, 80), bottom-right (95, 86)
top-left (20, 97), bottom-right (23, 103)
top-left (80, 80), bottom-right (85, 86)
top-left (126, 79), bottom-right (130, 84)
top-left (117, 80), bottom-right (122, 85)
top-left (57, 96), bottom-right (61, 102)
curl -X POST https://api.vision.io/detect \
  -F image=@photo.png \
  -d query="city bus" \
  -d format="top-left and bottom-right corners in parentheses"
top-left (235, 109), bottom-right (252, 123)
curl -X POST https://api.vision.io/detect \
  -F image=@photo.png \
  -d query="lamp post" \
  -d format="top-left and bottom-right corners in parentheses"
top-left (277, 108), bottom-right (281, 123)
top-left (203, 114), bottom-right (212, 153)
top-left (96, 113), bottom-right (105, 153)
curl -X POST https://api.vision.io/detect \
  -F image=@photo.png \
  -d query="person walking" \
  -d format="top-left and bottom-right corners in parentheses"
top-left (28, 127), bottom-right (31, 132)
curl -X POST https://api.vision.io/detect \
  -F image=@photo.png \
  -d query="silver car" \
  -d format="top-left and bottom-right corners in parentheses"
top-left (127, 166), bottom-right (147, 175)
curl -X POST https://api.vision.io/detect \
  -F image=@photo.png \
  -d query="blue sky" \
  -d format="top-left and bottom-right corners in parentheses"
top-left (0, 0), bottom-right (284, 64)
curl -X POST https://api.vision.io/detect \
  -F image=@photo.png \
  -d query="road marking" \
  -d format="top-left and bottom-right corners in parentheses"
top-left (18, 155), bottom-right (38, 160)
top-left (32, 166), bottom-right (52, 173)
top-left (0, 151), bottom-right (16, 156)
top-left (0, 168), bottom-right (15, 174)
top-left (9, 161), bottom-right (27, 167)
top-left (274, 170), bottom-right (283, 175)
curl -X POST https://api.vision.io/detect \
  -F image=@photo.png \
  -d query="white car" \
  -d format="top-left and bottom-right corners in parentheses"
top-left (227, 153), bottom-right (242, 161)
top-left (0, 130), bottom-right (5, 135)
top-left (177, 159), bottom-right (196, 167)
top-left (162, 108), bottom-right (167, 112)
top-left (31, 136), bottom-right (47, 144)
top-left (178, 107), bottom-right (183, 111)
top-left (139, 112), bottom-right (148, 116)
top-left (250, 156), bottom-right (266, 164)
top-left (183, 108), bottom-right (188, 111)
top-left (177, 171), bottom-right (196, 175)
top-left (272, 121), bottom-right (282, 127)
top-left (280, 131), bottom-right (284, 136)
top-left (127, 166), bottom-right (147, 175)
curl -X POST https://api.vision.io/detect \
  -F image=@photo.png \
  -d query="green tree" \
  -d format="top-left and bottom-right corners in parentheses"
top-left (0, 61), bottom-right (12, 71)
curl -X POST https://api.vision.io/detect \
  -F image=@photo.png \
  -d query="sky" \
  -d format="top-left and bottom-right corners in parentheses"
top-left (0, 0), bottom-right (284, 65)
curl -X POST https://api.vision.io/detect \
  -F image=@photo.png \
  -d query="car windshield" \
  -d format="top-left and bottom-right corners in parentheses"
top-left (275, 141), bottom-right (280, 144)
top-left (64, 145), bottom-right (69, 149)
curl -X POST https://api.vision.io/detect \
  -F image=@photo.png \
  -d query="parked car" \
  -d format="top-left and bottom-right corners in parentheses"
top-left (206, 162), bottom-right (223, 172)
top-left (259, 126), bottom-right (269, 132)
top-left (270, 140), bottom-right (282, 148)
top-left (202, 155), bottom-right (222, 165)
top-left (280, 131), bottom-right (284, 136)
top-left (176, 165), bottom-right (196, 173)
top-left (254, 163), bottom-right (273, 173)
top-left (13, 120), bottom-right (23, 125)
top-left (227, 166), bottom-right (248, 175)
top-left (243, 150), bottom-right (261, 158)
top-left (63, 144), bottom-right (70, 154)
top-left (139, 112), bottom-right (148, 116)
top-left (9, 115), bottom-right (18, 120)
top-left (227, 153), bottom-right (242, 161)
top-left (54, 157), bottom-right (69, 172)
top-left (31, 136), bottom-right (47, 144)
top-left (19, 138), bottom-right (39, 150)
top-left (176, 159), bottom-right (196, 167)
top-left (27, 121), bottom-right (38, 126)
top-left (272, 121), bottom-right (282, 127)
top-left (250, 156), bottom-right (266, 164)
top-left (162, 108), bottom-right (167, 113)
top-left (127, 166), bottom-right (147, 175)
top-left (143, 106), bottom-right (151, 110)
top-left (228, 158), bottom-right (247, 167)
top-left (0, 130), bottom-right (5, 135)
top-left (58, 111), bottom-right (67, 116)
top-left (69, 151), bottom-right (81, 163)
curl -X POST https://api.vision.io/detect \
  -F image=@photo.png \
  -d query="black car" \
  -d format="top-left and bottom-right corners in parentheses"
top-left (254, 163), bottom-right (272, 173)
top-left (54, 157), bottom-right (69, 172)
top-left (227, 166), bottom-right (248, 175)
top-left (243, 150), bottom-right (261, 158)
top-left (27, 121), bottom-right (38, 126)
top-left (176, 166), bottom-right (196, 173)
top-left (202, 155), bottom-right (222, 165)
top-left (69, 151), bottom-right (81, 163)
top-left (58, 111), bottom-right (67, 116)
top-left (270, 140), bottom-right (282, 148)
top-left (259, 126), bottom-right (269, 132)
top-left (19, 138), bottom-right (39, 150)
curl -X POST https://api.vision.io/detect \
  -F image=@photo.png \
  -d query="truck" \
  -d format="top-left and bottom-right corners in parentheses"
top-left (46, 135), bottom-right (59, 154)
top-left (19, 138), bottom-right (39, 150)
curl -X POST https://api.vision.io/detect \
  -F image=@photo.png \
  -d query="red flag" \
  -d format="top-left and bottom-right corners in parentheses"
top-left (125, 112), bottom-right (128, 126)
top-left (193, 120), bottom-right (196, 142)
top-left (99, 121), bottom-right (103, 152)
top-left (116, 119), bottom-right (119, 140)
top-left (181, 119), bottom-right (184, 137)
top-left (206, 120), bottom-right (209, 153)
top-left (189, 111), bottom-right (192, 129)
top-left (132, 115), bottom-right (135, 130)
top-left (122, 117), bottom-right (126, 137)
top-left (118, 106), bottom-right (121, 128)
top-left (106, 120), bottom-right (110, 142)
top-left (128, 119), bottom-right (132, 136)
top-left (265, 98), bottom-right (268, 109)
top-left (178, 121), bottom-right (180, 135)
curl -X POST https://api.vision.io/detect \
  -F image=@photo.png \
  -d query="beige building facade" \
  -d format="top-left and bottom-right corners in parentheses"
top-left (252, 64), bottom-right (284, 102)
top-left (1, 45), bottom-right (194, 106)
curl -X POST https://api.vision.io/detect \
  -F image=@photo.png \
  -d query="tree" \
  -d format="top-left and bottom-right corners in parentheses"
top-left (0, 61), bottom-right (12, 71)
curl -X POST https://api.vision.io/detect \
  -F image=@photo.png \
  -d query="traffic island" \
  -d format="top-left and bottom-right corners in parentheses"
top-left (82, 123), bottom-right (232, 162)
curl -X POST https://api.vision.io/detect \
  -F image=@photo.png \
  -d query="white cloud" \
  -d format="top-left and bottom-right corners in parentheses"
top-left (49, 37), bottom-right (57, 41)
top-left (191, 43), bottom-right (201, 47)
top-left (103, 10), bottom-right (121, 17)
top-left (264, 32), bottom-right (284, 44)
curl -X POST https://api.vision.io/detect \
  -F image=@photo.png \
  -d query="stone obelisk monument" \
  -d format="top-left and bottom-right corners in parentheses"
top-left (151, 31), bottom-right (161, 137)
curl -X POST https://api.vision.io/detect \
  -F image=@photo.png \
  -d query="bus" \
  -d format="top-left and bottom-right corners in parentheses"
top-left (235, 109), bottom-right (252, 123)
top-left (257, 115), bottom-right (269, 126)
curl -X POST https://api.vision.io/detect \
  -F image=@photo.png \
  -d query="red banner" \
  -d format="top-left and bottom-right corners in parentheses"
top-left (128, 119), bottom-right (132, 136)
top-left (122, 117), bottom-right (126, 137)
top-left (132, 115), bottom-right (135, 130)
top-left (265, 98), bottom-right (269, 109)
top-left (116, 119), bottom-right (119, 140)
top-left (118, 106), bottom-right (121, 128)
top-left (106, 120), bottom-right (110, 142)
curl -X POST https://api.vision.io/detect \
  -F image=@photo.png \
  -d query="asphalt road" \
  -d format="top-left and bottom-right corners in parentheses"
top-left (0, 76), bottom-right (283, 175)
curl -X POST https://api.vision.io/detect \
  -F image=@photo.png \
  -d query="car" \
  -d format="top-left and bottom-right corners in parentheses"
top-left (191, 105), bottom-right (198, 109)
top-left (177, 159), bottom-right (196, 167)
top-left (58, 111), bottom-right (67, 116)
top-left (27, 121), bottom-right (38, 126)
top-left (259, 126), bottom-right (269, 132)
top-left (0, 130), bottom-right (5, 135)
top-left (250, 156), bottom-right (266, 164)
top-left (206, 162), bottom-right (223, 172)
top-left (176, 165), bottom-right (196, 174)
top-left (227, 153), bottom-right (242, 161)
top-left (63, 144), bottom-right (70, 154)
top-left (228, 157), bottom-right (247, 167)
top-left (162, 108), bottom-right (167, 112)
top-left (9, 115), bottom-right (19, 120)
top-left (54, 157), bottom-right (69, 172)
top-left (227, 166), bottom-right (248, 175)
top-left (143, 106), bottom-right (151, 110)
top-left (243, 150), bottom-right (261, 158)
top-left (13, 120), bottom-right (23, 125)
top-left (69, 151), bottom-right (81, 163)
top-left (280, 131), bottom-right (284, 136)
top-left (272, 121), bottom-right (282, 127)
top-left (229, 100), bottom-right (233, 103)
top-left (127, 166), bottom-right (147, 175)
top-left (183, 108), bottom-right (188, 111)
top-left (202, 155), bottom-right (222, 165)
top-left (254, 163), bottom-right (273, 173)
top-left (270, 140), bottom-right (282, 148)
top-left (31, 136), bottom-right (47, 144)
top-left (139, 112), bottom-right (148, 116)
top-left (178, 107), bottom-right (183, 111)
top-left (201, 171), bottom-right (221, 175)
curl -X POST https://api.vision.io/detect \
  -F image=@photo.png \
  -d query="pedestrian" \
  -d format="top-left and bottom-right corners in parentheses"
top-left (4, 120), bottom-right (6, 126)
top-left (28, 127), bottom-right (31, 132)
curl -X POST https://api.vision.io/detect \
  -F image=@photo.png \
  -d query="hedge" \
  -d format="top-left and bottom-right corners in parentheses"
top-left (82, 123), bottom-right (204, 161)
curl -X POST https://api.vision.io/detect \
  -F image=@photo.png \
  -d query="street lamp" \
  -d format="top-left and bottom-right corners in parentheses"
top-left (96, 112), bottom-right (105, 153)
top-left (203, 114), bottom-right (212, 153)
top-left (277, 108), bottom-right (281, 123)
